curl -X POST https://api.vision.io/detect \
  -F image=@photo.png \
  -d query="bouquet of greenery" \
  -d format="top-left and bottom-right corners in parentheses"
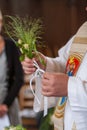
top-left (4, 15), bottom-right (44, 62)
top-left (3, 125), bottom-right (26, 130)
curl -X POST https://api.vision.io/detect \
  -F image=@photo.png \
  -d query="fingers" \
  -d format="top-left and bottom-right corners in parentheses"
top-left (22, 64), bottom-right (36, 74)
top-left (21, 57), bottom-right (33, 67)
top-left (42, 72), bottom-right (68, 97)
top-left (21, 52), bottom-right (47, 74)
top-left (42, 88), bottom-right (53, 97)
top-left (21, 58), bottom-right (36, 74)
top-left (42, 72), bottom-right (54, 96)
top-left (42, 72), bottom-right (50, 86)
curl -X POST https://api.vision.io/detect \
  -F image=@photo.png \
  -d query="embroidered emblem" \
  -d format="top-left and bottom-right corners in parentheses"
top-left (66, 53), bottom-right (82, 76)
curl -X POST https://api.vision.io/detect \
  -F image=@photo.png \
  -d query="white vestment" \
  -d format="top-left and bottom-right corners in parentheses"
top-left (46, 36), bottom-right (87, 130)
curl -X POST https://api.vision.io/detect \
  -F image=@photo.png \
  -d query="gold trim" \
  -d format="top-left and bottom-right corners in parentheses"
top-left (69, 52), bottom-right (82, 61)
top-left (54, 112), bottom-right (64, 118)
top-left (73, 37), bottom-right (87, 44)
top-left (57, 102), bottom-right (66, 110)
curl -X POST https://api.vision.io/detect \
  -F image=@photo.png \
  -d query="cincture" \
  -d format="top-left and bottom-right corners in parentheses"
top-left (30, 60), bottom-right (48, 116)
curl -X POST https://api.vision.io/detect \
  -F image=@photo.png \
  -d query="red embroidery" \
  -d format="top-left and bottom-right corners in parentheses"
top-left (66, 54), bottom-right (82, 76)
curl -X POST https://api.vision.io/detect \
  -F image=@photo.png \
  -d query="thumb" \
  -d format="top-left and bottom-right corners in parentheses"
top-left (43, 72), bottom-right (50, 79)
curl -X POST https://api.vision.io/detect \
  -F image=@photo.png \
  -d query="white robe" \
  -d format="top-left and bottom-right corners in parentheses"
top-left (46, 36), bottom-right (87, 130)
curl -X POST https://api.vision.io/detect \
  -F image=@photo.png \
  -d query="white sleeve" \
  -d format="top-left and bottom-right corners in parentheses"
top-left (46, 36), bottom-right (74, 72)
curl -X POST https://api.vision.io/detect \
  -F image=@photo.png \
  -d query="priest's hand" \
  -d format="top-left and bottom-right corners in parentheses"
top-left (42, 72), bottom-right (69, 97)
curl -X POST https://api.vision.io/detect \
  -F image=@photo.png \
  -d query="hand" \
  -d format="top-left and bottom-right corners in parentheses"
top-left (21, 52), bottom-right (47, 75)
top-left (0, 104), bottom-right (8, 117)
top-left (21, 57), bottom-right (36, 74)
top-left (42, 72), bottom-right (69, 97)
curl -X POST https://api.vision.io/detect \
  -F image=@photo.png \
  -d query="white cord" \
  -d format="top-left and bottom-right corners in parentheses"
top-left (29, 60), bottom-right (48, 116)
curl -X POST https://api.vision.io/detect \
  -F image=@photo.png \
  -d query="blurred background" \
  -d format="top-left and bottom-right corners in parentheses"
top-left (0, 0), bottom-right (87, 130)
top-left (1, 0), bottom-right (87, 57)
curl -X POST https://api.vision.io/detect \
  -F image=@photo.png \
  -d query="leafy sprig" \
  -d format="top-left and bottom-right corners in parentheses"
top-left (4, 15), bottom-right (44, 61)
top-left (3, 125), bottom-right (26, 130)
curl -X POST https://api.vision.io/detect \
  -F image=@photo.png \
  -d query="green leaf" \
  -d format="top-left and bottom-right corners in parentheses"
top-left (4, 15), bottom-right (44, 62)
top-left (19, 55), bottom-right (25, 61)
top-left (4, 125), bottom-right (26, 130)
top-left (39, 108), bottom-right (54, 130)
